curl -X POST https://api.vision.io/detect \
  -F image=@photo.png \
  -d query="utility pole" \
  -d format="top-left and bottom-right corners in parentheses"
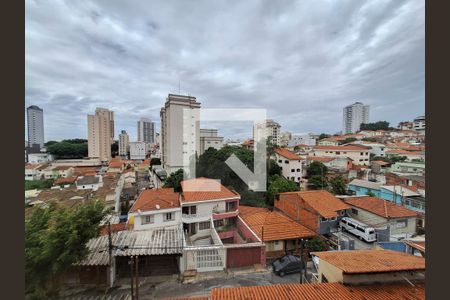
top-left (130, 256), bottom-right (135, 300)
top-left (299, 239), bottom-right (304, 284)
top-left (135, 256), bottom-right (139, 300)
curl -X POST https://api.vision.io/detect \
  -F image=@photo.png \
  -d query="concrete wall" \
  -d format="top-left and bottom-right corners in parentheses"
top-left (274, 153), bottom-right (303, 182)
top-left (313, 149), bottom-right (370, 166)
top-left (132, 208), bottom-right (181, 230)
top-left (343, 271), bottom-right (424, 285)
top-left (317, 259), bottom-right (344, 283)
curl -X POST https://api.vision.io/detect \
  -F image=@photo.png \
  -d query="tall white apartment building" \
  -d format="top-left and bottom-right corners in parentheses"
top-left (253, 119), bottom-right (281, 146)
top-left (160, 94), bottom-right (201, 174)
top-left (342, 102), bottom-right (370, 134)
top-left (87, 107), bottom-right (114, 162)
top-left (27, 105), bottom-right (44, 148)
top-left (413, 115), bottom-right (425, 132)
top-left (137, 118), bottom-right (156, 145)
top-left (118, 130), bottom-right (129, 158)
top-left (199, 128), bottom-right (224, 155)
top-left (129, 141), bottom-right (147, 160)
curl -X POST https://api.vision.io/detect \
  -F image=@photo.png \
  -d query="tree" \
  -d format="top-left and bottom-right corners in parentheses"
top-left (61, 139), bottom-right (88, 144)
top-left (372, 156), bottom-right (390, 162)
top-left (366, 191), bottom-right (376, 197)
top-left (150, 157), bottom-right (161, 165)
top-left (307, 161), bottom-right (328, 177)
top-left (163, 169), bottom-right (184, 192)
top-left (25, 201), bottom-right (108, 298)
top-left (44, 141), bottom-right (58, 147)
top-left (25, 179), bottom-right (54, 191)
top-left (305, 236), bottom-right (325, 253)
top-left (268, 159), bottom-right (282, 177)
top-left (360, 121), bottom-right (390, 131)
top-left (362, 137), bottom-right (378, 142)
top-left (266, 175), bottom-right (299, 206)
top-left (317, 133), bottom-right (330, 140)
top-left (389, 155), bottom-right (408, 163)
top-left (309, 174), bottom-right (328, 190)
top-left (341, 137), bottom-right (357, 144)
top-left (329, 176), bottom-right (347, 195)
top-left (46, 141), bottom-right (88, 158)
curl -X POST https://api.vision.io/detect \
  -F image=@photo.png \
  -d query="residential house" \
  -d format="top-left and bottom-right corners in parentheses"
top-left (386, 149), bottom-right (425, 162)
top-left (351, 141), bottom-right (386, 157)
top-left (76, 175), bottom-right (103, 190)
top-left (239, 205), bottom-right (316, 259)
top-left (209, 282), bottom-right (424, 300)
top-left (275, 190), bottom-right (351, 235)
top-left (312, 145), bottom-right (371, 166)
top-left (347, 179), bottom-right (382, 196)
top-left (273, 148), bottom-right (304, 183)
top-left (370, 160), bottom-right (391, 173)
top-left (344, 197), bottom-right (418, 240)
top-left (241, 139), bottom-right (254, 150)
top-left (128, 188), bottom-right (181, 230)
top-left (39, 165), bottom-right (75, 179)
top-left (108, 158), bottom-right (124, 173)
top-left (390, 161), bottom-right (425, 174)
top-left (27, 153), bottom-right (54, 164)
top-left (306, 156), bottom-right (353, 171)
top-left (311, 249), bottom-right (425, 285)
top-left (150, 165), bottom-right (167, 188)
top-left (317, 138), bottom-right (339, 146)
top-left (25, 164), bottom-right (42, 181)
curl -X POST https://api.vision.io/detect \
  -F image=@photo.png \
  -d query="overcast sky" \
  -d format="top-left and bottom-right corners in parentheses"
top-left (25, 0), bottom-right (424, 142)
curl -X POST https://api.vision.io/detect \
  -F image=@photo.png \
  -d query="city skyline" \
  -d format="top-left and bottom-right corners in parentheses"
top-left (25, 0), bottom-right (424, 141)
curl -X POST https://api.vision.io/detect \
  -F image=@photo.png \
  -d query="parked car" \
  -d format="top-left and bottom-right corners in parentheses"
top-left (271, 255), bottom-right (302, 277)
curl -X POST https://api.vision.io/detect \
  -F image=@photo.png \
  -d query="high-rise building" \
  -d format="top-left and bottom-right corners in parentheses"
top-left (27, 105), bottom-right (44, 148)
top-left (199, 128), bottom-right (224, 155)
top-left (413, 115), bottom-right (425, 132)
top-left (137, 118), bottom-right (156, 145)
top-left (87, 107), bottom-right (114, 161)
top-left (129, 141), bottom-right (147, 160)
top-left (118, 130), bottom-right (129, 158)
top-left (343, 102), bottom-right (370, 134)
top-left (160, 94), bottom-right (200, 174)
top-left (253, 119), bottom-right (281, 146)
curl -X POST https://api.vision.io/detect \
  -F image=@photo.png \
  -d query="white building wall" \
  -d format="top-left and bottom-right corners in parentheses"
top-left (27, 105), bottom-right (45, 148)
top-left (274, 153), bottom-right (303, 182)
top-left (313, 149), bottom-right (370, 166)
top-left (132, 208), bottom-right (181, 230)
top-left (129, 142), bottom-right (147, 160)
top-left (343, 102), bottom-right (370, 134)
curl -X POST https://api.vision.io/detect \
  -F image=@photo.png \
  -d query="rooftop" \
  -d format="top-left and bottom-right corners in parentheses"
top-left (129, 188), bottom-right (180, 213)
top-left (76, 175), bottom-right (100, 185)
top-left (315, 145), bottom-right (371, 151)
top-left (306, 156), bottom-right (335, 163)
top-left (274, 148), bottom-right (302, 160)
top-left (311, 249), bottom-right (425, 274)
top-left (239, 205), bottom-right (316, 241)
top-left (280, 190), bottom-right (350, 218)
top-left (181, 178), bottom-right (239, 203)
top-left (348, 179), bottom-right (382, 190)
top-left (210, 282), bottom-right (424, 300)
top-left (345, 197), bottom-right (418, 219)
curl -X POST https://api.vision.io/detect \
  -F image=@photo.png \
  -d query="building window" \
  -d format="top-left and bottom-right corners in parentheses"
top-left (199, 221), bottom-right (210, 230)
top-left (278, 160), bottom-right (282, 163)
top-left (351, 208), bottom-right (358, 215)
top-left (285, 160), bottom-right (289, 164)
top-left (274, 241), bottom-right (279, 245)
top-left (396, 219), bottom-right (407, 228)
top-left (165, 212), bottom-right (173, 222)
top-left (360, 152), bottom-right (364, 155)
top-left (291, 169), bottom-right (295, 172)
top-left (336, 151), bottom-right (340, 155)
top-left (296, 169), bottom-right (300, 172)
top-left (214, 219), bottom-right (224, 227)
top-left (143, 215), bottom-right (154, 224)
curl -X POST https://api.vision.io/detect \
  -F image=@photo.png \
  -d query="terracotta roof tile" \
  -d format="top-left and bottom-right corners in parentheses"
top-left (210, 282), bottom-right (425, 300)
top-left (274, 148), bottom-right (302, 160)
top-left (54, 176), bottom-right (78, 185)
top-left (404, 240), bottom-right (425, 253)
top-left (345, 197), bottom-right (418, 218)
top-left (239, 205), bottom-right (316, 241)
top-left (307, 156), bottom-right (335, 163)
top-left (281, 190), bottom-right (350, 218)
top-left (315, 145), bottom-right (370, 151)
top-left (129, 188), bottom-right (180, 213)
top-left (99, 223), bottom-right (126, 236)
top-left (181, 178), bottom-right (239, 203)
top-left (311, 249), bottom-right (425, 274)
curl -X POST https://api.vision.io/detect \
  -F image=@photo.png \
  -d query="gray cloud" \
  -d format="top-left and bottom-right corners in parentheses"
top-left (25, 0), bottom-right (424, 141)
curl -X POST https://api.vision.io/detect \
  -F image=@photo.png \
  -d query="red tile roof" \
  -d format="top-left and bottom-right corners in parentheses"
top-left (25, 164), bottom-right (41, 170)
top-left (239, 206), bottom-right (316, 241)
top-left (371, 160), bottom-right (391, 166)
top-left (109, 160), bottom-right (123, 168)
top-left (312, 249), bottom-right (425, 274)
top-left (181, 178), bottom-right (239, 203)
top-left (281, 190), bottom-right (350, 218)
top-left (129, 188), bottom-right (180, 213)
top-left (404, 240), bottom-right (426, 253)
top-left (345, 197), bottom-right (418, 219)
top-left (307, 156), bottom-right (335, 163)
top-left (99, 223), bottom-right (126, 236)
top-left (274, 148), bottom-right (302, 160)
top-left (54, 176), bottom-right (78, 185)
top-left (315, 145), bottom-right (370, 151)
top-left (52, 165), bottom-right (73, 171)
top-left (210, 282), bottom-right (425, 300)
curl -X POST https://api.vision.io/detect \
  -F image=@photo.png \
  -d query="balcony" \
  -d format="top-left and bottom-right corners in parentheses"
top-left (212, 209), bottom-right (239, 220)
top-left (182, 213), bottom-right (211, 224)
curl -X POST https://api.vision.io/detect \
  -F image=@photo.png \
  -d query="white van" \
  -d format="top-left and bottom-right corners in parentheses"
top-left (339, 217), bottom-right (376, 242)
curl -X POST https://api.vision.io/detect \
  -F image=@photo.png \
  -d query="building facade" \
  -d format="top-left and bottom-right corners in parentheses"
top-left (313, 145), bottom-right (371, 166)
top-left (129, 141), bottom-right (147, 160)
top-left (199, 128), bottom-right (224, 155)
top-left (254, 119), bottom-right (281, 146)
top-left (342, 102), bottom-right (370, 134)
top-left (137, 118), bottom-right (156, 145)
top-left (27, 105), bottom-right (45, 148)
top-left (118, 130), bottom-right (129, 158)
top-left (88, 108), bottom-right (114, 162)
top-left (160, 94), bottom-right (201, 174)
top-left (413, 115), bottom-right (425, 132)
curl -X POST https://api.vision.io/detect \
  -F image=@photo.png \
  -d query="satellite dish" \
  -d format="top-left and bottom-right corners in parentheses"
top-left (156, 204), bottom-right (160, 210)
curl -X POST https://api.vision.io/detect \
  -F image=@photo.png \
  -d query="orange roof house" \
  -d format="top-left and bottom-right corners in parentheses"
top-left (210, 282), bottom-right (424, 300)
top-left (275, 190), bottom-right (350, 234)
top-left (180, 178), bottom-right (240, 203)
top-left (129, 188), bottom-right (180, 213)
top-left (312, 249), bottom-right (425, 274)
top-left (274, 148), bottom-right (302, 160)
top-left (239, 205), bottom-right (316, 242)
top-left (345, 197), bottom-right (418, 219)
